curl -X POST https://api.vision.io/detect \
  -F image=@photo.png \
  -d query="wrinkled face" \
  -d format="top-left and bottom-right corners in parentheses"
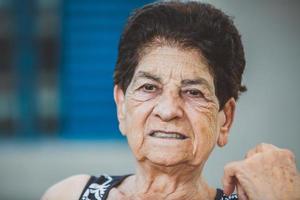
top-left (115, 46), bottom-right (229, 167)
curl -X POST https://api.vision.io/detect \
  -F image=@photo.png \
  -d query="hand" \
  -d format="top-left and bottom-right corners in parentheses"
top-left (222, 143), bottom-right (300, 200)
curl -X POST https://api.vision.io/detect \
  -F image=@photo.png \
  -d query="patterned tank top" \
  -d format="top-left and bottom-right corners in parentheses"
top-left (79, 174), bottom-right (238, 200)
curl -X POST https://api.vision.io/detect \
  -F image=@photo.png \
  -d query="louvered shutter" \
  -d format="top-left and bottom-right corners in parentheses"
top-left (61, 0), bottom-right (153, 139)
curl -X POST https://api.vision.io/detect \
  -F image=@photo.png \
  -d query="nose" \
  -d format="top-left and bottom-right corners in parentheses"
top-left (152, 90), bottom-right (184, 121)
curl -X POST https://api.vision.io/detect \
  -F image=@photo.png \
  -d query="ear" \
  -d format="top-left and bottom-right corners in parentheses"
top-left (113, 85), bottom-right (126, 135)
top-left (217, 98), bottom-right (236, 147)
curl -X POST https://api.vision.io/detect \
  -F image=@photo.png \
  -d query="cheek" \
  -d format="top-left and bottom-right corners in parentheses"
top-left (132, 90), bottom-right (158, 102)
top-left (186, 102), bottom-right (219, 165)
top-left (124, 95), bottom-right (157, 131)
top-left (123, 97), bottom-right (156, 160)
top-left (189, 99), bottom-right (219, 135)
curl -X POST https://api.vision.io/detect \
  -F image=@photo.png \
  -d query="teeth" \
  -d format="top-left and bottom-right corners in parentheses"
top-left (151, 132), bottom-right (185, 139)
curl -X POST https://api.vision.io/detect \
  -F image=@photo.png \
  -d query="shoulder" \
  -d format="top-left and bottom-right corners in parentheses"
top-left (41, 174), bottom-right (91, 200)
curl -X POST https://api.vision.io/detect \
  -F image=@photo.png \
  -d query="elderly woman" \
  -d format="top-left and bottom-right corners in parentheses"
top-left (42, 1), bottom-right (300, 200)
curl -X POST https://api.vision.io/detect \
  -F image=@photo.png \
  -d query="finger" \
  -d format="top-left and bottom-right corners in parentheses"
top-left (245, 143), bottom-right (279, 159)
top-left (255, 143), bottom-right (279, 153)
top-left (236, 181), bottom-right (248, 200)
top-left (222, 161), bottom-right (242, 195)
top-left (281, 149), bottom-right (296, 163)
top-left (245, 148), bottom-right (256, 159)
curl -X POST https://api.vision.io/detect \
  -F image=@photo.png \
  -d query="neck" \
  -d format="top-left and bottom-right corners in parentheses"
top-left (119, 160), bottom-right (216, 200)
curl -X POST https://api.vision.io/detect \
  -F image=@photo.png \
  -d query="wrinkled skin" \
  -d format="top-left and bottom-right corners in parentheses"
top-left (117, 46), bottom-right (222, 167)
top-left (113, 46), bottom-right (300, 200)
top-left (114, 46), bottom-right (234, 199)
top-left (41, 46), bottom-right (300, 200)
top-left (223, 143), bottom-right (300, 200)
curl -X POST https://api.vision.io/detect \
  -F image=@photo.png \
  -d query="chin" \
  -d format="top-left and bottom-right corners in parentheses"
top-left (145, 152), bottom-right (189, 167)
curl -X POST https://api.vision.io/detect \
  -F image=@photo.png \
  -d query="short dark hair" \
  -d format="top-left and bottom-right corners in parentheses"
top-left (114, 1), bottom-right (246, 109)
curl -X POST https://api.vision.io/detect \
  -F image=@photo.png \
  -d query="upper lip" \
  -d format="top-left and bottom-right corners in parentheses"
top-left (149, 130), bottom-right (189, 139)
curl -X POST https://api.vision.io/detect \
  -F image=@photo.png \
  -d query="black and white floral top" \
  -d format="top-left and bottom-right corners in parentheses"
top-left (79, 174), bottom-right (238, 200)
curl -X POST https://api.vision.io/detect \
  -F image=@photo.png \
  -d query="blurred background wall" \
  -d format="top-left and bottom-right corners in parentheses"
top-left (0, 0), bottom-right (299, 199)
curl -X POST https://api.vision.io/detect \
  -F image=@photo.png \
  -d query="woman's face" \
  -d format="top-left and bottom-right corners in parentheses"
top-left (114, 46), bottom-right (233, 167)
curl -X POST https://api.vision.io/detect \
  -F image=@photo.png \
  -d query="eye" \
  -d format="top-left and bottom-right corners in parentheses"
top-left (183, 89), bottom-right (204, 98)
top-left (141, 84), bottom-right (158, 93)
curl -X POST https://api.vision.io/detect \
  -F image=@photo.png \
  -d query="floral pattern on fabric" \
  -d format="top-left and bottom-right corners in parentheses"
top-left (221, 193), bottom-right (238, 200)
top-left (80, 174), bottom-right (239, 200)
top-left (81, 174), bottom-right (113, 200)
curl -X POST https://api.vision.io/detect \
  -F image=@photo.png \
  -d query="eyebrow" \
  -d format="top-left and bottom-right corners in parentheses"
top-left (134, 71), bottom-right (213, 92)
top-left (181, 78), bottom-right (213, 92)
top-left (181, 78), bottom-right (210, 87)
top-left (135, 71), bottom-right (161, 82)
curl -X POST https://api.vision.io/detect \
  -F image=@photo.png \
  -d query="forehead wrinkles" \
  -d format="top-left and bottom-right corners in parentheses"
top-left (136, 52), bottom-right (213, 85)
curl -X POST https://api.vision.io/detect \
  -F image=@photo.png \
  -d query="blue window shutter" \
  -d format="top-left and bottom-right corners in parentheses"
top-left (61, 0), bottom-right (153, 139)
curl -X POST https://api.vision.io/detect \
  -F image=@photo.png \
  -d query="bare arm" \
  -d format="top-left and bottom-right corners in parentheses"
top-left (41, 174), bottom-right (90, 200)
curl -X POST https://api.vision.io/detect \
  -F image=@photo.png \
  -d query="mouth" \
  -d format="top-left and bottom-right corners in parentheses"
top-left (149, 130), bottom-right (188, 140)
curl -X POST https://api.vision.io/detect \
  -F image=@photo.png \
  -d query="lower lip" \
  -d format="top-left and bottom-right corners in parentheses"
top-left (149, 135), bottom-right (186, 140)
top-left (148, 135), bottom-right (189, 143)
top-left (146, 137), bottom-right (189, 149)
